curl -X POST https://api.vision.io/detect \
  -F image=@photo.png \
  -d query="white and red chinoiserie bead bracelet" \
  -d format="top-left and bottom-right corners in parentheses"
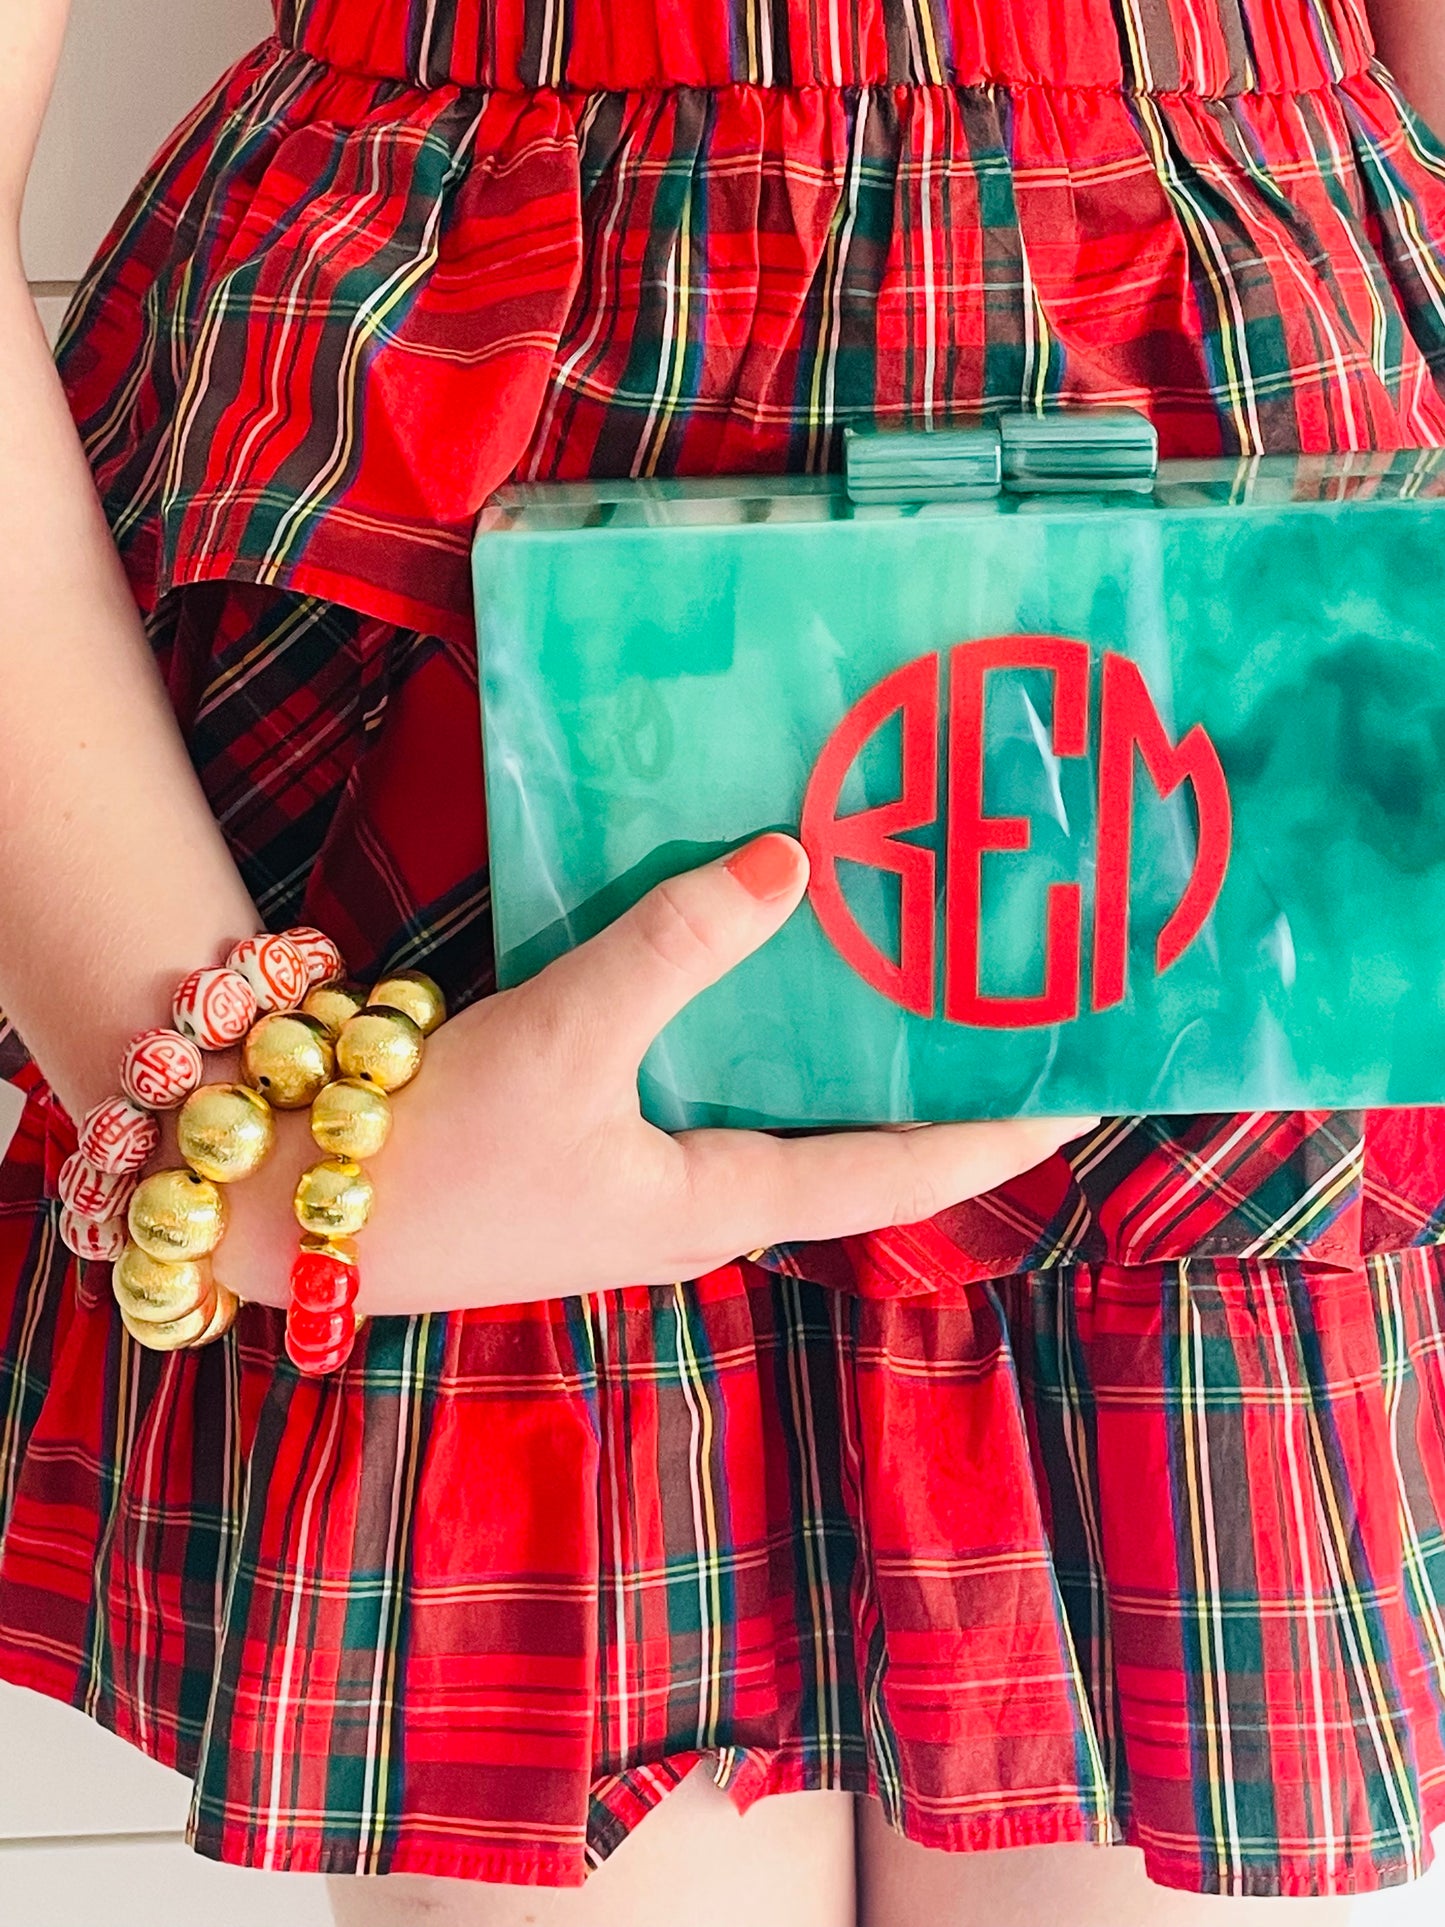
top-left (61, 928), bottom-right (340, 1302)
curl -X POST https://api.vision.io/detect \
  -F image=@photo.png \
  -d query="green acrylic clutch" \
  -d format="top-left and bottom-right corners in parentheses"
top-left (473, 439), bottom-right (1445, 1128)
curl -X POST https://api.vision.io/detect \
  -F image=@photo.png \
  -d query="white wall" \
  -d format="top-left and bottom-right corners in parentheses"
top-left (22, 0), bottom-right (271, 338)
top-left (0, 1684), bottom-right (331, 1923)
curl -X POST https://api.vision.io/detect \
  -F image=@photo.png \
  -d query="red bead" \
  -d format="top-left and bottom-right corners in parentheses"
top-left (289, 1343), bottom-right (355, 1378)
top-left (286, 1243), bottom-right (360, 1376)
top-left (289, 1248), bottom-right (358, 1314)
top-left (287, 1304), bottom-right (353, 1353)
top-left (286, 1311), bottom-right (357, 1378)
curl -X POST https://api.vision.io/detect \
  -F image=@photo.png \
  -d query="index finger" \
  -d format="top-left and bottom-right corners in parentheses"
top-left (670, 1116), bottom-right (1100, 1260)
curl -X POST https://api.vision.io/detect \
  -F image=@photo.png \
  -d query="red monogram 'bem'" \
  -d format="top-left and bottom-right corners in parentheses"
top-left (801, 639), bottom-right (1233, 1027)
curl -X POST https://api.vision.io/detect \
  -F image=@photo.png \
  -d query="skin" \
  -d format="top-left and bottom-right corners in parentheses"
top-left (1370, 0), bottom-right (1445, 131)
top-left (0, 1), bottom-right (1440, 1923)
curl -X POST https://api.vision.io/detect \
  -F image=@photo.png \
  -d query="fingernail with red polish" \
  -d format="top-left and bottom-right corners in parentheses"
top-left (725, 835), bottom-right (805, 902)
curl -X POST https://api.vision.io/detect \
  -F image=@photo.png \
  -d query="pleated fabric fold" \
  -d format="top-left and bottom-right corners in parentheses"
top-left (61, 34), bottom-right (1445, 646)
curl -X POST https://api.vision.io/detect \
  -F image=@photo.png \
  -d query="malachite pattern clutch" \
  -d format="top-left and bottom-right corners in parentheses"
top-left (473, 438), bottom-right (1445, 1128)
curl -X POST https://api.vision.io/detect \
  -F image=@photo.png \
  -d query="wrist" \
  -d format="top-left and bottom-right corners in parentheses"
top-left (31, 902), bottom-right (261, 1125)
top-left (65, 931), bottom-right (347, 1306)
top-left (133, 1050), bottom-right (300, 1312)
top-left (201, 1101), bottom-right (315, 1312)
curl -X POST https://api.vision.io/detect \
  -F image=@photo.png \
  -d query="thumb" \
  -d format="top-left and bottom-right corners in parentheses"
top-left (532, 834), bottom-right (809, 1065)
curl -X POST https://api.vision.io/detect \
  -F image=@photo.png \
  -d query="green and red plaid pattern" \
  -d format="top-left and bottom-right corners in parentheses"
top-left (5, 0), bottom-right (1445, 1897)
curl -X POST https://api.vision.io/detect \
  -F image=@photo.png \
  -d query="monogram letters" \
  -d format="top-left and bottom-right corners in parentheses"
top-left (799, 639), bottom-right (1233, 1026)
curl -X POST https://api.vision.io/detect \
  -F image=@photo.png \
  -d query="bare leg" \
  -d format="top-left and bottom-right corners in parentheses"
top-left (328, 1768), bottom-right (853, 1927)
top-left (857, 1800), bottom-right (1444, 1925)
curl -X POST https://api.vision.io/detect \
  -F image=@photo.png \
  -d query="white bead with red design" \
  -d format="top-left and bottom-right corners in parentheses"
top-left (120, 1027), bottom-right (205, 1111)
top-left (78, 1098), bottom-right (160, 1176)
top-left (60, 1207), bottom-right (128, 1262)
top-left (226, 935), bottom-right (307, 1013)
top-left (58, 1152), bottom-right (138, 1223)
top-left (283, 926), bottom-right (345, 990)
top-left (172, 966), bottom-right (258, 1049)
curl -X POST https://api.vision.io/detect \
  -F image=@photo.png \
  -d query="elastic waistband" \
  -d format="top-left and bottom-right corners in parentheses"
top-left (275, 0), bottom-right (1377, 96)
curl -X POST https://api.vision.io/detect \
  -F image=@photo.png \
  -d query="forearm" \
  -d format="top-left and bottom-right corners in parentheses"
top-left (1370, 0), bottom-right (1445, 131)
top-left (0, 258), bottom-right (257, 1121)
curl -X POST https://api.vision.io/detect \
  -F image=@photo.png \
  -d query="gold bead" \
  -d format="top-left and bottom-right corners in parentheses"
top-left (302, 981), bottom-right (369, 1041)
top-left (309, 1079), bottom-right (392, 1161)
top-left (336, 1008), bottom-right (424, 1093)
top-left (113, 1243), bottom-right (213, 1324)
top-left (300, 1233), bottom-right (359, 1266)
top-left (294, 1158), bottom-right (374, 1238)
top-left (241, 1011), bottom-right (335, 1111)
top-left (128, 1168), bottom-right (228, 1263)
top-left (191, 1283), bottom-right (240, 1347)
top-left (121, 1293), bottom-right (217, 1352)
top-left (177, 1082), bottom-right (276, 1183)
top-left (369, 970), bottom-right (447, 1037)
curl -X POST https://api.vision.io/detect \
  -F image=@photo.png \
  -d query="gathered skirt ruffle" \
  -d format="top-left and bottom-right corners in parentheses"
top-left (59, 37), bottom-right (1445, 645)
top-left (7, 1054), bottom-right (1445, 1891)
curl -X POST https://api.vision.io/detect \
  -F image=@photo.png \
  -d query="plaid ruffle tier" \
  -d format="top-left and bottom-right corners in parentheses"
top-left (4, 0), bottom-right (1445, 1897)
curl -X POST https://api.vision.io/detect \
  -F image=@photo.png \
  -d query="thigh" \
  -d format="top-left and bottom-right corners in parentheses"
top-left (856, 1800), bottom-right (1370, 1926)
top-left (328, 1768), bottom-right (854, 1927)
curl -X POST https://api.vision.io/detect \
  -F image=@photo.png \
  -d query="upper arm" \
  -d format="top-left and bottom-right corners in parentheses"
top-left (0, 0), bottom-right (72, 242)
top-left (1367, 0), bottom-right (1445, 130)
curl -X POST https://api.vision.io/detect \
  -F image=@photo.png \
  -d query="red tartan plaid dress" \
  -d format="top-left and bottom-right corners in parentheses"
top-left (4, 0), bottom-right (1445, 1898)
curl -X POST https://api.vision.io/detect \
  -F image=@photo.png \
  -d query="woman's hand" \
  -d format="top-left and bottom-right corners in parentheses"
top-left (218, 835), bottom-right (1095, 1315)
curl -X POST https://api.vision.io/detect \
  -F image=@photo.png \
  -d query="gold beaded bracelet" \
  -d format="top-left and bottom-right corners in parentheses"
top-left (285, 971), bottom-right (447, 1377)
top-left (123, 970), bottom-right (446, 1368)
top-left (59, 932), bottom-right (446, 1369)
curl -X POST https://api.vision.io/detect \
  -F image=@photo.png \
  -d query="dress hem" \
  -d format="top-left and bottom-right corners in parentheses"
top-left (1, 1649), bottom-right (1438, 1898)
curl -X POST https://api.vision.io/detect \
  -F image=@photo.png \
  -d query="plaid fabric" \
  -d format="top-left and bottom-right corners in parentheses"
top-left (5, 0), bottom-right (1445, 1896)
